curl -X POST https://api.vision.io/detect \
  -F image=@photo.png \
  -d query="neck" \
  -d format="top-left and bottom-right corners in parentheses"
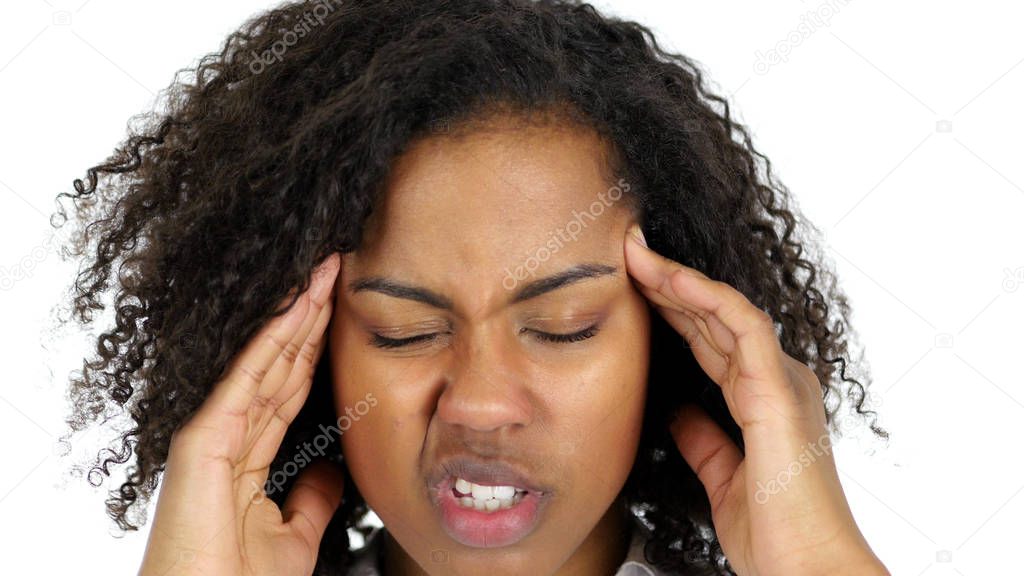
top-left (381, 494), bottom-right (632, 576)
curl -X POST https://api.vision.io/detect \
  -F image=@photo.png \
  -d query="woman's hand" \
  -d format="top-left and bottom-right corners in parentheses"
top-left (623, 225), bottom-right (888, 576)
top-left (138, 254), bottom-right (344, 576)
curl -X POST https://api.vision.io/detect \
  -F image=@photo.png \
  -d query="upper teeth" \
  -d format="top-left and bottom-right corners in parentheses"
top-left (454, 476), bottom-right (525, 499)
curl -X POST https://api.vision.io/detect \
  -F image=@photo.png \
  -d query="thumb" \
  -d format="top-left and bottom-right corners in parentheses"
top-left (670, 404), bottom-right (742, 508)
top-left (282, 457), bottom-right (346, 556)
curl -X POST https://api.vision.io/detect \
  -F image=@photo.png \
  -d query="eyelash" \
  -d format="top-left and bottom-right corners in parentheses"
top-left (370, 324), bottom-right (601, 349)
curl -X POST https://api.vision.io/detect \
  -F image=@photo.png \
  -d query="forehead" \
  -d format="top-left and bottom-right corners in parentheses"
top-left (347, 117), bottom-right (632, 307)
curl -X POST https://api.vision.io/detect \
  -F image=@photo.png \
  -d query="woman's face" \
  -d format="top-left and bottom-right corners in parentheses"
top-left (328, 115), bottom-right (651, 574)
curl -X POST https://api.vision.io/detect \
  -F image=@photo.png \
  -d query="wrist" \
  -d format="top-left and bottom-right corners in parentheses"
top-left (829, 548), bottom-right (888, 576)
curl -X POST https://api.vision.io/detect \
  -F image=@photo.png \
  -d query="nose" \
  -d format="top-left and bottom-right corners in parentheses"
top-left (436, 324), bottom-right (533, 433)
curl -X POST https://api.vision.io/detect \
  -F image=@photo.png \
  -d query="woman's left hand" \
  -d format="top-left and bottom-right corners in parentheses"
top-left (623, 224), bottom-right (889, 576)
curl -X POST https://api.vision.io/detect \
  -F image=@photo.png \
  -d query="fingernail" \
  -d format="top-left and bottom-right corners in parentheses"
top-left (628, 223), bottom-right (647, 247)
top-left (312, 255), bottom-right (340, 298)
top-left (314, 253), bottom-right (340, 278)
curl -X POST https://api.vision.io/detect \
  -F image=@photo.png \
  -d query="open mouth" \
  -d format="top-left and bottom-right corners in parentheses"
top-left (433, 474), bottom-right (549, 548)
top-left (451, 475), bottom-right (530, 512)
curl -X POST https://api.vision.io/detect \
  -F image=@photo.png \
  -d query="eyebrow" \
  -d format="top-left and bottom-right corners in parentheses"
top-left (348, 263), bottom-right (619, 310)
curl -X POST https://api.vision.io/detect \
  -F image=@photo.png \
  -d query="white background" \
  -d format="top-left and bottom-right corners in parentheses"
top-left (1, 1), bottom-right (1022, 574)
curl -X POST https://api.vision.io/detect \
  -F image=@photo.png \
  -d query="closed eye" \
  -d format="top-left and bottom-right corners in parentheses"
top-left (370, 331), bottom-right (440, 349)
top-left (529, 324), bottom-right (600, 343)
top-left (369, 324), bottom-right (601, 349)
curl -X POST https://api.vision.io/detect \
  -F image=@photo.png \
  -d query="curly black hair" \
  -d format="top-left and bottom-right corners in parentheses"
top-left (50, 0), bottom-right (887, 574)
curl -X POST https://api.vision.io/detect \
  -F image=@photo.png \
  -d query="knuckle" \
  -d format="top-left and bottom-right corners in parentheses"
top-left (237, 363), bottom-right (268, 385)
top-left (251, 393), bottom-right (282, 412)
top-left (784, 357), bottom-right (820, 403)
top-left (300, 338), bottom-right (322, 364)
top-left (263, 330), bottom-right (290, 356)
top-left (794, 359), bottom-right (817, 382)
top-left (280, 340), bottom-right (301, 364)
top-left (682, 323), bottom-right (701, 344)
top-left (751, 307), bottom-right (776, 334)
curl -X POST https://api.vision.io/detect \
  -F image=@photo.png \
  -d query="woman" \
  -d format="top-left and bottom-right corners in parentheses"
top-left (53, 0), bottom-right (889, 574)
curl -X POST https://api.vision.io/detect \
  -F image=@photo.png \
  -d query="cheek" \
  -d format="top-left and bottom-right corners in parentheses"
top-left (336, 377), bottom-right (430, 521)
top-left (557, 358), bottom-right (647, 496)
top-left (330, 320), bottom-right (433, 513)
top-left (562, 297), bottom-right (649, 492)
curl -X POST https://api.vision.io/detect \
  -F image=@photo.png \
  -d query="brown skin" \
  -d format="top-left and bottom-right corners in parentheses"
top-left (328, 116), bottom-right (651, 575)
top-left (624, 227), bottom-right (888, 575)
top-left (138, 253), bottom-right (345, 576)
top-left (136, 113), bottom-right (887, 576)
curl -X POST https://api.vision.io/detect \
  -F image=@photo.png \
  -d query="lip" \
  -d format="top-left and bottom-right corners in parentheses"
top-left (433, 474), bottom-right (550, 548)
top-left (427, 456), bottom-right (552, 497)
top-left (427, 456), bottom-right (554, 548)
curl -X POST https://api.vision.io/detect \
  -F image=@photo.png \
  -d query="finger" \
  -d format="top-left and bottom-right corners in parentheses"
top-left (669, 404), bottom-right (743, 510)
top-left (244, 297), bottom-right (335, 472)
top-left (249, 253), bottom-right (341, 411)
top-left (624, 227), bottom-right (787, 395)
top-left (633, 282), bottom-right (731, 382)
top-left (205, 254), bottom-right (341, 420)
top-left (248, 262), bottom-right (336, 416)
top-left (623, 229), bottom-right (737, 361)
top-left (275, 297), bottom-right (334, 424)
top-left (253, 254), bottom-right (342, 405)
top-left (282, 458), bottom-right (346, 561)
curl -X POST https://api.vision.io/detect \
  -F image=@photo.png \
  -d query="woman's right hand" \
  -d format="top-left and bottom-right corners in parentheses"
top-left (138, 253), bottom-right (344, 576)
